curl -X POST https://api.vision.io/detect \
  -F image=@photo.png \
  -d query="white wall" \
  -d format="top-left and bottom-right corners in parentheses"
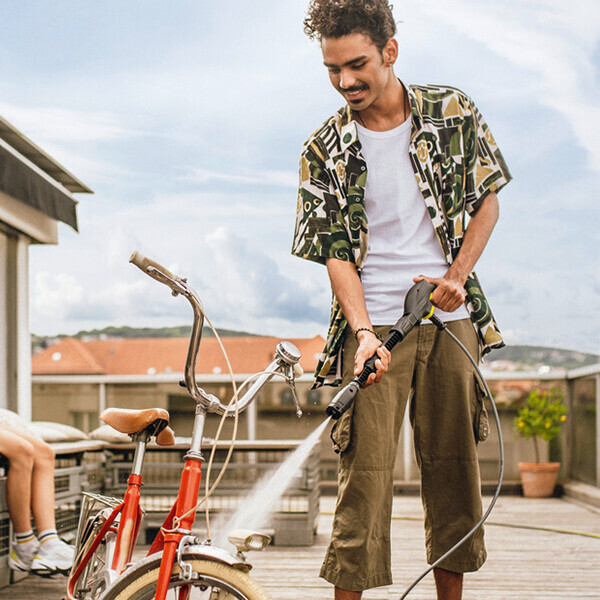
top-left (0, 226), bottom-right (32, 419)
top-left (0, 232), bottom-right (7, 411)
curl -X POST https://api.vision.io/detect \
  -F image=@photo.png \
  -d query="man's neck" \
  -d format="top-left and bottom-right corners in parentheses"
top-left (355, 78), bottom-right (407, 132)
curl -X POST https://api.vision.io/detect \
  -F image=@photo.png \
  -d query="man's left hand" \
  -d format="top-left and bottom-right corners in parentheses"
top-left (413, 273), bottom-right (466, 312)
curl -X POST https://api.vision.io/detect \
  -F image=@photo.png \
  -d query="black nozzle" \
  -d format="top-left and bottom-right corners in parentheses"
top-left (326, 381), bottom-right (360, 420)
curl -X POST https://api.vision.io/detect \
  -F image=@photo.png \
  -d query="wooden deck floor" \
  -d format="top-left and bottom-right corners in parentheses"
top-left (2, 495), bottom-right (598, 599)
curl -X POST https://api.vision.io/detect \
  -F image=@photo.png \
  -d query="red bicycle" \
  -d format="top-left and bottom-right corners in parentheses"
top-left (67, 252), bottom-right (303, 600)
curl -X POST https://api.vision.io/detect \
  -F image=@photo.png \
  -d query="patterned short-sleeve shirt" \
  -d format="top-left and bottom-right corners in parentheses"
top-left (292, 82), bottom-right (512, 387)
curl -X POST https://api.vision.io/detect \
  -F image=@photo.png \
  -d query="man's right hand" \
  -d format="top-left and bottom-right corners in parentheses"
top-left (354, 330), bottom-right (391, 386)
top-left (325, 258), bottom-right (391, 386)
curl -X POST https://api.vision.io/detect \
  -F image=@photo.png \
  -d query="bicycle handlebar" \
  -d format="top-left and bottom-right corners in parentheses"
top-left (129, 250), bottom-right (303, 417)
top-left (130, 250), bottom-right (185, 292)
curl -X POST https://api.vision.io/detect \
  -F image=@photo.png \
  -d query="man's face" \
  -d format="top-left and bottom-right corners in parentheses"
top-left (321, 33), bottom-right (395, 112)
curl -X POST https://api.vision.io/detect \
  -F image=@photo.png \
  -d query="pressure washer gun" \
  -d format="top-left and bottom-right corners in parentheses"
top-left (326, 280), bottom-right (436, 420)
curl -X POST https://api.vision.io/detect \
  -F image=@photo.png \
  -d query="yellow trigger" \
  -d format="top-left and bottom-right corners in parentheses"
top-left (425, 294), bottom-right (435, 319)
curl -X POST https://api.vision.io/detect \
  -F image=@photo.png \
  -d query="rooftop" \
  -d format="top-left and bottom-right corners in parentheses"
top-left (31, 335), bottom-right (326, 376)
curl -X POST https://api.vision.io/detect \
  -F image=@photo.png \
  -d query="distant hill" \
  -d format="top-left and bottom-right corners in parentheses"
top-left (31, 325), bottom-right (257, 353)
top-left (487, 344), bottom-right (599, 370)
top-left (72, 325), bottom-right (256, 339)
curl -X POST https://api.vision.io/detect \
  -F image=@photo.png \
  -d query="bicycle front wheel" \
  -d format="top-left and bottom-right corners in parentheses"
top-left (101, 554), bottom-right (271, 600)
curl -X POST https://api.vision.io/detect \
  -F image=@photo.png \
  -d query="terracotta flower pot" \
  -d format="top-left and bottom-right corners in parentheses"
top-left (518, 462), bottom-right (560, 498)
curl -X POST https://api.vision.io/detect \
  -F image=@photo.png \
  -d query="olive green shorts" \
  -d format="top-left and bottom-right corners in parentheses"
top-left (320, 319), bottom-right (488, 592)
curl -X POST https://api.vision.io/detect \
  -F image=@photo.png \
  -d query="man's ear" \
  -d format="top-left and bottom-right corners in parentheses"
top-left (382, 38), bottom-right (398, 66)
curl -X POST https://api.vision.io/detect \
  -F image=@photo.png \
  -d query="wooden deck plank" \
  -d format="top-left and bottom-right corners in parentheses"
top-left (249, 496), bottom-right (600, 599)
top-left (0, 495), bottom-right (598, 599)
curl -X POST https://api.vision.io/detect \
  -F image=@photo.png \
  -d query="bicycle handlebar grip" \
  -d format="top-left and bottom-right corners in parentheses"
top-left (129, 250), bottom-right (179, 282)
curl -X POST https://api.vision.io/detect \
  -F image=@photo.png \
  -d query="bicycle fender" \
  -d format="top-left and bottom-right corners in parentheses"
top-left (98, 549), bottom-right (252, 600)
top-left (182, 546), bottom-right (252, 572)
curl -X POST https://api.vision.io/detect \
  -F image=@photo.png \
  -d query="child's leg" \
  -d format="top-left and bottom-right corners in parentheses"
top-left (0, 427), bottom-right (35, 533)
top-left (7, 428), bottom-right (57, 532)
top-left (24, 433), bottom-right (56, 532)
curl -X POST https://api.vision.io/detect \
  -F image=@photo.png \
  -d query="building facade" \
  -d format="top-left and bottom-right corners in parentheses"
top-left (0, 115), bottom-right (92, 418)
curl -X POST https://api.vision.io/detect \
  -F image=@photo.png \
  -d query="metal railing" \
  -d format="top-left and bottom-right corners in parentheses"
top-left (563, 364), bottom-right (600, 487)
top-left (483, 363), bottom-right (600, 488)
top-left (32, 363), bottom-right (600, 488)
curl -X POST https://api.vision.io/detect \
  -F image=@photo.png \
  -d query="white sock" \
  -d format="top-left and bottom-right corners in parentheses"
top-left (37, 528), bottom-right (60, 547)
top-left (14, 530), bottom-right (37, 556)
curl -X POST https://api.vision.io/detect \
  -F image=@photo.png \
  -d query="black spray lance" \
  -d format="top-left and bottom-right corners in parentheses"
top-left (326, 279), bottom-right (436, 420)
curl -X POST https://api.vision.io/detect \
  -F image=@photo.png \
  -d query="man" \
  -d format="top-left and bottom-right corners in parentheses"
top-left (292, 1), bottom-right (511, 599)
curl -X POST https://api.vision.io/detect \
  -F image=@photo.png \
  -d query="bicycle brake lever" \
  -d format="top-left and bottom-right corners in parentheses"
top-left (287, 366), bottom-right (303, 419)
top-left (146, 266), bottom-right (187, 296)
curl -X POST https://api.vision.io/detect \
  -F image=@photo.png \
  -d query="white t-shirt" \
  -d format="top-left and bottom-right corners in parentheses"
top-left (357, 117), bottom-right (469, 325)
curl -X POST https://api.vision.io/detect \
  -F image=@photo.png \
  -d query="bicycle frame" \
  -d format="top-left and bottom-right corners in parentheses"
top-left (150, 409), bottom-right (206, 600)
top-left (67, 251), bottom-right (302, 600)
top-left (67, 434), bottom-right (148, 598)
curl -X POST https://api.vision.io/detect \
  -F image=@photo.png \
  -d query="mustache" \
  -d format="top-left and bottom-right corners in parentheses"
top-left (339, 84), bottom-right (369, 93)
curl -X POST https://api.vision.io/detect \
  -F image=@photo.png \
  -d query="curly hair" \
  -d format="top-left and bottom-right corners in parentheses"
top-left (304, 0), bottom-right (396, 52)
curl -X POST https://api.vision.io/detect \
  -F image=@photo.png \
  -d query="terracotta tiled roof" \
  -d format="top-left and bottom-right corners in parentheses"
top-left (32, 335), bottom-right (325, 376)
top-left (31, 337), bottom-right (106, 375)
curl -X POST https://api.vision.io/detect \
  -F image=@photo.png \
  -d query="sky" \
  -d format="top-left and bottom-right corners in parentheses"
top-left (1, 0), bottom-right (599, 355)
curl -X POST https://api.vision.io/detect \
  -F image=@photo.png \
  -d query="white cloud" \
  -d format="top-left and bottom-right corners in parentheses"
top-left (32, 272), bottom-right (85, 323)
top-left (0, 102), bottom-right (147, 187)
top-left (29, 212), bottom-right (329, 337)
top-left (415, 0), bottom-right (600, 170)
top-left (181, 168), bottom-right (297, 189)
top-left (193, 227), bottom-right (327, 327)
top-left (0, 103), bottom-right (141, 143)
top-left (32, 265), bottom-right (193, 334)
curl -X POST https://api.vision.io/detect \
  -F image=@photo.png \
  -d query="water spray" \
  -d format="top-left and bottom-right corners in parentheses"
top-left (215, 418), bottom-right (330, 549)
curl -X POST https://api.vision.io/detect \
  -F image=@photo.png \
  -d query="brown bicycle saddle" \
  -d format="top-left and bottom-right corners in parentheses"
top-left (100, 407), bottom-right (175, 446)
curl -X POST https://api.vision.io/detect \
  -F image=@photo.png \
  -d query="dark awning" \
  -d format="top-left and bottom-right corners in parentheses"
top-left (0, 143), bottom-right (79, 231)
top-left (0, 114), bottom-right (93, 232)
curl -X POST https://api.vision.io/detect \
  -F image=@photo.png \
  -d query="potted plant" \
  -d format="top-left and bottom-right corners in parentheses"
top-left (514, 387), bottom-right (567, 497)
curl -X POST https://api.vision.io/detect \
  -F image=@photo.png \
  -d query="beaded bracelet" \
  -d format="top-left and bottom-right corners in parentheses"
top-left (354, 327), bottom-right (384, 342)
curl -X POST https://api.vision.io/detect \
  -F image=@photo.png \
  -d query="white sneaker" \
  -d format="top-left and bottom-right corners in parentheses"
top-left (8, 540), bottom-right (39, 571)
top-left (30, 538), bottom-right (75, 575)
